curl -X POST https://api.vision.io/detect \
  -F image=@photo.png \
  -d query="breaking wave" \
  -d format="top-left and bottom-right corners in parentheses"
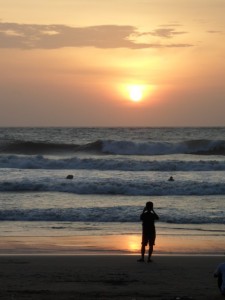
top-left (1, 177), bottom-right (225, 195)
top-left (101, 139), bottom-right (225, 155)
top-left (0, 140), bottom-right (101, 155)
top-left (0, 205), bottom-right (224, 224)
top-left (0, 139), bottom-right (225, 156)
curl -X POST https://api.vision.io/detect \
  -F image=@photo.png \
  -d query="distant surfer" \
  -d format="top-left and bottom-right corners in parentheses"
top-left (137, 201), bottom-right (159, 262)
top-left (168, 176), bottom-right (174, 181)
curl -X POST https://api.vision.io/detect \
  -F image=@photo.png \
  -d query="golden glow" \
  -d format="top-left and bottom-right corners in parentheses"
top-left (118, 83), bottom-right (155, 103)
top-left (127, 236), bottom-right (140, 252)
top-left (128, 85), bottom-right (143, 102)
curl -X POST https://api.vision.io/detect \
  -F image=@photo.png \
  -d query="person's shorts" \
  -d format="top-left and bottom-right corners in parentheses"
top-left (142, 232), bottom-right (156, 246)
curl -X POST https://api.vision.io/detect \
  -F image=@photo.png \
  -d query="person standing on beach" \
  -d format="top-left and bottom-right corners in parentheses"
top-left (214, 262), bottom-right (225, 295)
top-left (137, 201), bottom-right (159, 262)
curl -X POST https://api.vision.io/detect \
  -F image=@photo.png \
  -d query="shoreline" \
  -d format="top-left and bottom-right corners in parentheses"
top-left (0, 255), bottom-right (224, 299)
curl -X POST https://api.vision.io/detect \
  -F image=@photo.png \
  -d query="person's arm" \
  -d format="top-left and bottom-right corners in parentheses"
top-left (214, 265), bottom-right (220, 277)
top-left (152, 209), bottom-right (159, 220)
top-left (140, 206), bottom-right (147, 220)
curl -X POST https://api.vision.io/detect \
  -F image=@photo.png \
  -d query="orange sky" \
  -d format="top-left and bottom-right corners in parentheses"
top-left (0, 0), bottom-right (225, 126)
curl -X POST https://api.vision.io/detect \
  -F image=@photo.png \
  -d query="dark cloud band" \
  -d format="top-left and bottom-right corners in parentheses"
top-left (0, 22), bottom-right (192, 49)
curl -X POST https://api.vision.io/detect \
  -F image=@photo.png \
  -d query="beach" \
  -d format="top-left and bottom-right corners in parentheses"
top-left (0, 127), bottom-right (225, 299)
top-left (0, 255), bottom-right (223, 300)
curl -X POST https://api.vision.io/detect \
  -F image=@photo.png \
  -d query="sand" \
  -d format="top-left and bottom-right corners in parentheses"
top-left (0, 255), bottom-right (224, 300)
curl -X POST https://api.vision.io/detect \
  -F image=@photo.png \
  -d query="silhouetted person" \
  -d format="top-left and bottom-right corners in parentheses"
top-left (168, 176), bottom-right (174, 181)
top-left (214, 262), bottom-right (225, 295)
top-left (137, 201), bottom-right (159, 262)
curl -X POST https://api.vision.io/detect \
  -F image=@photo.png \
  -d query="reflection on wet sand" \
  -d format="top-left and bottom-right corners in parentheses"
top-left (0, 234), bottom-right (225, 255)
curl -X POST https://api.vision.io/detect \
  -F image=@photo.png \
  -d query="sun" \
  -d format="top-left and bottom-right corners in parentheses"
top-left (128, 85), bottom-right (143, 102)
top-left (119, 83), bottom-right (154, 103)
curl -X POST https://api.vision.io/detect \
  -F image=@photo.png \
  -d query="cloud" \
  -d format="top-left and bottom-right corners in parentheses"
top-left (148, 28), bottom-right (188, 38)
top-left (136, 23), bottom-right (188, 39)
top-left (0, 22), bottom-right (193, 50)
top-left (207, 30), bottom-right (223, 34)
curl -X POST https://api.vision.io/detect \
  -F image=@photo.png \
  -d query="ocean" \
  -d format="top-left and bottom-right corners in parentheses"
top-left (0, 127), bottom-right (225, 255)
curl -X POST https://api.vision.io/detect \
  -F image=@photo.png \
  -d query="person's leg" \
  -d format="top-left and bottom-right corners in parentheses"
top-left (218, 274), bottom-right (222, 290)
top-left (217, 274), bottom-right (224, 295)
top-left (137, 243), bottom-right (145, 262)
top-left (147, 231), bottom-right (156, 262)
top-left (148, 244), bottom-right (153, 262)
top-left (141, 243), bottom-right (145, 259)
top-left (137, 236), bottom-right (146, 262)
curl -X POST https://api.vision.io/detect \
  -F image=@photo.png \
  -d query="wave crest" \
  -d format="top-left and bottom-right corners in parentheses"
top-left (0, 139), bottom-right (225, 156)
top-left (102, 139), bottom-right (225, 155)
top-left (0, 206), bottom-right (224, 224)
top-left (1, 177), bottom-right (225, 196)
top-left (0, 140), bottom-right (102, 155)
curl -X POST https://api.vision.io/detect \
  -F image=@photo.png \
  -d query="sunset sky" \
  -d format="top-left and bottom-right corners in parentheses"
top-left (1, 0), bottom-right (225, 126)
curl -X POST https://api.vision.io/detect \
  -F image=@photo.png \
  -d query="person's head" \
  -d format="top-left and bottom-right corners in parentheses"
top-left (146, 201), bottom-right (153, 211)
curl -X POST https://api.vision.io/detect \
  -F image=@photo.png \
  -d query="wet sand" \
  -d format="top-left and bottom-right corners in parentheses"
top-left (1, 235), bottom-right (225, 255)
